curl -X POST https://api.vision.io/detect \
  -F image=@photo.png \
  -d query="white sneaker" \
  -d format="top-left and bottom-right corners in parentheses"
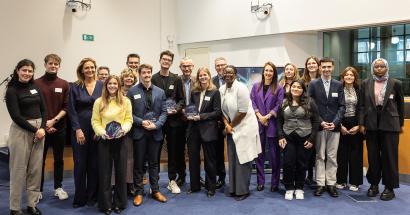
top-left (349, 185), bottom-right (359, 191)
top-left (54, 188), bottom-right (69, 200)
top-left (285, 190), bottom-right (294, 200)
top-left (167, 180), bottom-right (181, 194)
top-left (294, 189), bottom-right (304, 200)
top-left (335, 183), bottom-right (346, 189)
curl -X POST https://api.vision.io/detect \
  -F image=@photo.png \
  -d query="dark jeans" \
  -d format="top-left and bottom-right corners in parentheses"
top-left (41, 129), bottom-right (66, 191)
top-left (283, 132), bottom-right (312, 190)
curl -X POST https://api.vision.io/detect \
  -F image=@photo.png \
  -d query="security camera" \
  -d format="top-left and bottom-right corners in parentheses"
top-left (262, 8), bottom-right (269, 15)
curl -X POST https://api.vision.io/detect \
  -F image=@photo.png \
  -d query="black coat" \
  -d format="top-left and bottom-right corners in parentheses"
top-left (359, 78), bottom-right (404, 132)
top-left (186, 88), bottom-right (222, 142)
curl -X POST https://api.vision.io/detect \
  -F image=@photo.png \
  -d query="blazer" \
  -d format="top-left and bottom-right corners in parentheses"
top-left (307, 78), bottom-right (345, 131)
top-left (212, 75), bottom-right (224, 89)
top-left (359, 78), bottom-right (404, 132)
top-left (126, 83), bottom-right (167, 141)
top-left (186, 88), bottom-right (222, 142)
top-left (152, 71), bottom-right (185, 127)
top-left (250, 82), bottom-right (284, 137)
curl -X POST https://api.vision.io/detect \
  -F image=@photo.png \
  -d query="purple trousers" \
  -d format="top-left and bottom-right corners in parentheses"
top-left (256, 133), bottom-right (280, 187)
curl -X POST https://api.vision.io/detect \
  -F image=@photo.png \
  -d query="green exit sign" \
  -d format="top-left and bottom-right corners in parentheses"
top-left (82, 34), bottom-right (94, 41)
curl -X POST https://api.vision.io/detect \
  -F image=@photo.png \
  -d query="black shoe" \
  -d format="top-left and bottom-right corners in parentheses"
top-left (256, 185), bottom-right (264, 191)
top-left (327, 186), bottom-right (338, 197)
top-left (207, 190), bottom-right (215, 198)
top-left (102, 208), bottom-right (112, 215)
top-left (127, 183), bottom-right (136, 197)
top-left (187, 189), bottom-right (200, 194)
top-left (176, 176), bottom-right (186, 187)
top-left (226, 192), bottom-right (236, 197)
top-left (367, 185), bottom-right (379, 197)
top-left (305, 178), bottom-right (314, 186)
top-left (235, 193), bottom-right (250, 201)
top-left (87, 200), bottom-right (97, 207)
top-left (215, 180), bottom-right (225, 189)
top-left (380, 188), bottom-right (395, 201)
top-left (113, 207), bottom-right (122, 214)
top-left (200, 177), bottom-right (206, 187)
top-left (314, 186), bottom-right (325, 196)
top-left (27, 207), bottom-right (42, 215)
top-left (10, 210), bottom-right (24, 215)
top-left (271, 186), bottom-right (279, 192)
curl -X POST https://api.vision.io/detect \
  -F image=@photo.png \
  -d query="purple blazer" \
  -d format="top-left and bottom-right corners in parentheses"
top-left (250, 82), bottom-right (284, 137)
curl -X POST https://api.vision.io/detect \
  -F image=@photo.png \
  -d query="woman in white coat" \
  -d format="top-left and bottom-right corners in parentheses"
top-left (220, 65), bottom-right (262, 201)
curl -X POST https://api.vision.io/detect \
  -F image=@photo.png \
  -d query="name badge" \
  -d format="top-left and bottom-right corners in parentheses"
top-left (55, 88), bottom-right (62, 93)
top-left (331, 92), bottom-right (338, 97)
top-left (30, 89), bottom-right (38, 94)
top-left (134, 94), bottom-right (141, 99)
top-left (204, 96), bottom-right (211, 101)
top-left (389, 94), bottom-right (394, 99)
top-left (169, 85), bottom-right (174, 90)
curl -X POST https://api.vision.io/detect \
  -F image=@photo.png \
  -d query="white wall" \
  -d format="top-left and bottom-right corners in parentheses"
top-left (179, 32), bottom-right (320, 76)
top-left (177, 0), bottom-right (410, 44)
top-left (0, 0), bottom-right (177, 145)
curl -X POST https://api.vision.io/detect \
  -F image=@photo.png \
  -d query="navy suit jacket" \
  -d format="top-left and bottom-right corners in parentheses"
top-left (308, 78), bottom-right (345, 131)
top-left (359, 78), bottom-right (404, 132)
top-left (212, 75), bottom-right (224, 89)
top-left (127, 83), bottom-right (167, 141)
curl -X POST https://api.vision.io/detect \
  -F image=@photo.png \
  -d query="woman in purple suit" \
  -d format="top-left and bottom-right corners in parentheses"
top-left (250, 62), bottom-right (285, 192)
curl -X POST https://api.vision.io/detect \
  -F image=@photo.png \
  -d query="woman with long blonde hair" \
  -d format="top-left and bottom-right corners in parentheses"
top-left (186, 67), bottom-right (221, 197)
top-left (92, 75), bottom-right (133, 214)
top-left (279, 63), bottom-right (301, 93)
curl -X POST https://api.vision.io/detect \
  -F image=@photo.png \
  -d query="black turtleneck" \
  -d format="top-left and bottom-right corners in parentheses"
top-left (5, 81), bottom-right (47, 132)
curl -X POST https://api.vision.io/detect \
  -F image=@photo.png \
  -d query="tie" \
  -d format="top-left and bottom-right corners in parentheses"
top-left (324, 80), bottom-right (330, 98)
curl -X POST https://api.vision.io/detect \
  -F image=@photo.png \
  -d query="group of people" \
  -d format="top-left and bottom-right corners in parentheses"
top-left (4, 50), bottom-right (404, 215)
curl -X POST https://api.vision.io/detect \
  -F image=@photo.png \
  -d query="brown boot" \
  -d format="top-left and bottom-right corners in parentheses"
top-left (133, 195), bottom-right (143, 206)
top-left (152, 192), bottom-right (167, 203)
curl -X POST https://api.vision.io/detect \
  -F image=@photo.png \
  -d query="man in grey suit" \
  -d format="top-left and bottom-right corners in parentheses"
top-left (308, 57), bottom-right (345, 197)
top-left (211, 57), bottom-right (228, 189)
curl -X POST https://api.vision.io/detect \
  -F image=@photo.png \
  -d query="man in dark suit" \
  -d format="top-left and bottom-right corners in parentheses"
top-left (308, 57), bottom-right (345, 197)
top-left (359, 58), bottom-right (404, 201)
top-left (151, 50), bottom-right (185, 194)
top-left (175, 57), bottom-right (196, 186)
top-left (211, 57), bottom-right (228, 189)
top-left (128, 64), bottom-right (168, 206)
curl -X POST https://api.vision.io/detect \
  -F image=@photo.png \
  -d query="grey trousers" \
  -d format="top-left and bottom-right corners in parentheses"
top-left (227, 135), bottom-right (252, 196)
top-left (8, 119), bottom-right (44, 210)
top-left (315, 130), bottom-right (340, 186)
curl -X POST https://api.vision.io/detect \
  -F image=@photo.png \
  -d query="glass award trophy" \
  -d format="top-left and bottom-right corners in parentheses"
top-left (185, 104), bottom-right (198, 120)
top-left (143, 111), bottom-right (157, 123)
top-left (165, 98), bottom-right (177, 113)
top-left (105, 121), bottom-right (122, 139)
